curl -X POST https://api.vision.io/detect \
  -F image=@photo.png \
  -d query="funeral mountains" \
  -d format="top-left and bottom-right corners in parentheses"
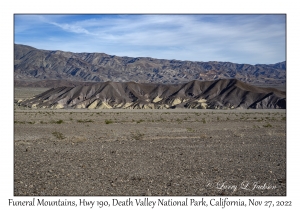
top-left (15, 44), bottom-right (286, 109)
top-left (14, 44), bottom-right (286, 86)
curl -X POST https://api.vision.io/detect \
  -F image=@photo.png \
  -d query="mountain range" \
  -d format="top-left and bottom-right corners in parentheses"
top-left (14, 44), bottom-right (286, 86)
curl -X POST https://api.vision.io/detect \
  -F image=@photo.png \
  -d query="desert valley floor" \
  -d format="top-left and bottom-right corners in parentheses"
top-left (14, 88), bottom-right (286, 196)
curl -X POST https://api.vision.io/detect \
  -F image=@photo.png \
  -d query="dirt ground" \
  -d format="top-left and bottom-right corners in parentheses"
top-left (14, 88), bottom-right (286, 196)
top-left (14, 87), bottom-right (50, 101)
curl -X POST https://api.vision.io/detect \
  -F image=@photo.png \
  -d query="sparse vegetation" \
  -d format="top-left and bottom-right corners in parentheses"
top-left (14, 121), bottom-right (25, 124)
top-left (56, 120), bottom-right (64, 124)
top-left (186, 128), bottom-right (194, 132)
top-left (50, 119), bottom-right (64, 124)
top-left (77, 119), bottom-right (94, 123)
top-left (130, 131), bottom-right (145, 140)
top-left (136, 119), bottom-right (144, 124)
top-left (14, 104), bottom-right (286, 196)
top-left (176, 118), bottom-right (182, 124)
top-left (105, 119), bottom-right (114, 124)
top-left (263, 123), bottom-right (272, 128)
top-left (52, 131), bottom-right (65, 140)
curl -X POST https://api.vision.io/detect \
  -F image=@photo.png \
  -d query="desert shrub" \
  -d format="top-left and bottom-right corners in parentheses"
top-left (52, 131), bottom-right (65, 140)
top-left (77, 119), bottom-right (94, 123)
top-left (50, 120), bottom-right (64, 124)
top-left (105, 119), bottom-right (113, 124)
top-left (136, 119), bottom-right (144, 123)
top-left (186, 128), bottom-right (194, 132)
top-left (14, 121), bottom-right (25, 124)
top-left (263, 123), bottom-right (272, 128)
top-left (202, 118), bottom-right (206, 124)
top-left (56, 120), bottom-right (64, 124)
top-left (176, 118), bottom-right (182, 123)
top-left (130, 131), bottom-right (145, 140)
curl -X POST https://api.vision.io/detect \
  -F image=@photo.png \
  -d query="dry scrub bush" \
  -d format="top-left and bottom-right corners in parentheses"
top-left (130, 131), bottom-right (145, 140)
top-left (52, 131), bottom-right (65, 140)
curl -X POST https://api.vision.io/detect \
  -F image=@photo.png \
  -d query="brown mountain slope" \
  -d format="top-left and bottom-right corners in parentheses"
top-left (17, 79), bottom-right (286, 109)
top-left (14, 44), bottom-right (286, 85)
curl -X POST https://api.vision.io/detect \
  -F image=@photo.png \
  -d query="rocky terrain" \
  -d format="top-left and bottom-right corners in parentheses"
top-left (14, 44), bottom-right (287, 197)
top-left (17, 79), bottom-right (286, 110)
top-left (14, 44), bottom-right (286, 85)
top-left (14, 108), bottom-right (286, 196)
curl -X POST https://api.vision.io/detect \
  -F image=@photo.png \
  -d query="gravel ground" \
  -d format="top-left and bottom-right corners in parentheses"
top-left (14, 109), bottom-right (286, 196)
top-left (14, 87), bottom-right (50, 101)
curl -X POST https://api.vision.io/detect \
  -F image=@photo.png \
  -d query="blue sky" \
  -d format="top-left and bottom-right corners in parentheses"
top-left (14, 14), bottom-right (286, 65)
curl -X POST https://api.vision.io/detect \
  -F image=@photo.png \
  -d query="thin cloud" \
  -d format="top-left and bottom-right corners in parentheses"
top-left (49, 21), bottom-right (95, 35)
top-left (14, 14), bottom-right (286, 64)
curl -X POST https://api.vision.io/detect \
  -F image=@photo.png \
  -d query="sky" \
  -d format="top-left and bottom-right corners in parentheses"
top-left (14, 14), bottom-right (286, 65)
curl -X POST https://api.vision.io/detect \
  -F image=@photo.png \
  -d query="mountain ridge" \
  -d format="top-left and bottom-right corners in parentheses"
top-left (14, 44), bottom-right (286, 85)
top-left (17, 79), bottom-right (286, 109)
